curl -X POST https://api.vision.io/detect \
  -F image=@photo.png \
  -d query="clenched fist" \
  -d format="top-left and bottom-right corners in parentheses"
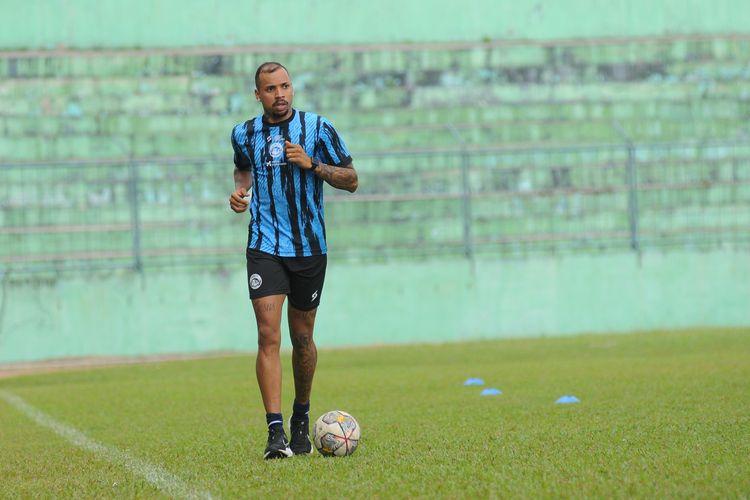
top-left (229, 187), bottom-right (250, 213)
top-left (285, 140), bottom-right (313, 170)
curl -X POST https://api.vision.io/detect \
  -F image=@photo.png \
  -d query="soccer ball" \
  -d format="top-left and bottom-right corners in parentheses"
top-left (312, 410), bottom-right (361, 457)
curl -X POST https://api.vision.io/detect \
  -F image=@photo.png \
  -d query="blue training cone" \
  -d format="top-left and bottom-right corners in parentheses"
top-left (480, 388), bottom-right (502, 396)
top-left (463, 377), bottom-right (485, 386)
top-left (555, 395), bottom-right (580, 404)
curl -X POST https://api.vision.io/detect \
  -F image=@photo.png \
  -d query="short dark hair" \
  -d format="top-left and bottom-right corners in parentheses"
top-left (254, 62), bottom-right (289, 89)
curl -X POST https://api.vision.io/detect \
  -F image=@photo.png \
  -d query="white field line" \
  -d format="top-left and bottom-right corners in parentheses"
top-left (0, 389), bottom-right (215, 500)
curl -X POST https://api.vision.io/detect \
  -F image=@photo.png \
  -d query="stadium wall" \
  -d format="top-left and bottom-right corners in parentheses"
top-left (2, 249), bottom-right (748, 363)
top-left (3, 3), bottom-right (749, 365)
top-left (3, 0), bottom-right (750, 50)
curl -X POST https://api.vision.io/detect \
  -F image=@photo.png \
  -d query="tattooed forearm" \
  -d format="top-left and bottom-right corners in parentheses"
top-left (314, 162), bottom-right (358, 193)
top-left (234, 168), bottom-right (253, 190)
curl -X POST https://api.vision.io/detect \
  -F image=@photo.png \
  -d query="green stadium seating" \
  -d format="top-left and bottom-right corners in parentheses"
top-left (1, 37), bottom-right (749, 161)
top-left (1, 36), bottom-right (749, 270)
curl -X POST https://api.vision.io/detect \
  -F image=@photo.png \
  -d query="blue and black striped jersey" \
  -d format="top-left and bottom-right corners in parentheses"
top-left (231, 109), bottom-right (352, 257)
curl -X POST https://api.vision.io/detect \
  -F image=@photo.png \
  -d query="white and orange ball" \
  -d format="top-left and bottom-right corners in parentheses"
top-left (312, 410), bottom-right (361, 457)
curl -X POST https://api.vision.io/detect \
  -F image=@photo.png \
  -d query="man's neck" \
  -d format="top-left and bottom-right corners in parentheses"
top-left (263, 109), bottom-right (293, 124)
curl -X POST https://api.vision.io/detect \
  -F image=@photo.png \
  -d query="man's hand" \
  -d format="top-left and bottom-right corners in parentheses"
top-left (285, 140), bottom-right (313, 169)
top-left (229, 187), bottom-right (250, 213)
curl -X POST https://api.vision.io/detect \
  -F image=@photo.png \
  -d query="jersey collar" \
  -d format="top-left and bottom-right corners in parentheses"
top-left (261, 108), bottom-right (296, 126)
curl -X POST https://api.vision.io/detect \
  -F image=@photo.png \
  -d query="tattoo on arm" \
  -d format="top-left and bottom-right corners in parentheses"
top-left (315, 162), bottom-right (358, 193)
top-left (234, 168), bottom-right (253, 190)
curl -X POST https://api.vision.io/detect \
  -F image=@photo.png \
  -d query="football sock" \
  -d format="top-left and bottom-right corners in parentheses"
top-left (292, 400), bottom-right (310, 421)
top-left (266, 412), bottom-right (284, 429)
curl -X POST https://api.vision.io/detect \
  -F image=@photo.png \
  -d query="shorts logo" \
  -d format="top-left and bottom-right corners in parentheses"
top-left (311, 290), bottom-right (318, 301)
top-left (249, 273), bottom-right (262, 290)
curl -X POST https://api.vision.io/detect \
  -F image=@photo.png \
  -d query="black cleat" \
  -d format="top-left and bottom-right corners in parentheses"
top-left (264, 425), bottom-right (293, 460)
top-left (289, 417), bottom-right (313, 455)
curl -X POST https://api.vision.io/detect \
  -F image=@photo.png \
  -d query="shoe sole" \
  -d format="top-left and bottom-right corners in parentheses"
top-left (264, 446), bottom-right (293, 460)
top-left (291, 447), bottom-right (313, 456)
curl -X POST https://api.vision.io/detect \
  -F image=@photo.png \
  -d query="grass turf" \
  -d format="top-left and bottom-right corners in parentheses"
top-left (1, 328), bottom-right (749, 498)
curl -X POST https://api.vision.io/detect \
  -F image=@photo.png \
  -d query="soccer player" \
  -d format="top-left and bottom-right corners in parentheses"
top-left (228, 62), bottom-right (358, 459)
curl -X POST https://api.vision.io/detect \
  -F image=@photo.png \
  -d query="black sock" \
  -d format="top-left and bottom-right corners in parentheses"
top-left (266, 412), bottom-right (283, 430)
top-left (292, 400), bottom-right (310, 422)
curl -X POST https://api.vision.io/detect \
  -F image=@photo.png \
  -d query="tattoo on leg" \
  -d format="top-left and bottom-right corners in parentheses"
top-left (289, 306), bottom-right (318, 401)
top-left (291, 308), bottom-right (316, 320)
top-left (291, 334), bottom-right (317, 403)
top-left (291, 334), bottom-right (312, 350)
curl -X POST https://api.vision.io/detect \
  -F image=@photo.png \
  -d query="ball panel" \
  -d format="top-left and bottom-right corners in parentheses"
top-left (338, 417), bottom-right (357, 437)
top-left (320, 410), bottom-right (343, 425)
top-left (335, 438), bottom-right (359, 456)
top-left (318, 432), bottom-right (345, 456)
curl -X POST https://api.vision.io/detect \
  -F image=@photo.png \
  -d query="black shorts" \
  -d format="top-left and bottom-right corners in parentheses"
top-left (246, 248), bottom-right (327, 311)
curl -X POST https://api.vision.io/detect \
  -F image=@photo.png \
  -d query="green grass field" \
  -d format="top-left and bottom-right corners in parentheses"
top-left (2, 328), bottom-right (749, 498)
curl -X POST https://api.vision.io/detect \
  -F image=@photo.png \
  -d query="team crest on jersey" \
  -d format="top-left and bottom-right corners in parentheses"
top-left (269, 142), bottom-right (283, 159)
top-left (266, 134), bottom-right (286, 166)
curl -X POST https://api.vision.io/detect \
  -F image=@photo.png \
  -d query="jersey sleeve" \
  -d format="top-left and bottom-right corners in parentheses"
top-left (231, 125), bottom-right (253, 171)
top-left (316, 118), bottom-right (353, 167)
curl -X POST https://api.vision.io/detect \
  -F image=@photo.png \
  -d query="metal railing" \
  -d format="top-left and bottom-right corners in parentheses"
top-left (2, 140), bottom-right (749, 274)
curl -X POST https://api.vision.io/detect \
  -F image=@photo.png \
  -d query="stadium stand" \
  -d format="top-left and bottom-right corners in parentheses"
top-left (1, 36), bottom-right (749, 271)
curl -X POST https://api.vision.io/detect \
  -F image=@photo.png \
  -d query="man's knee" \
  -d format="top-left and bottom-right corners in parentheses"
top-left (290, 331), bottom-right (315, 351)
top-left (257, 326), bottom-right (281, 351)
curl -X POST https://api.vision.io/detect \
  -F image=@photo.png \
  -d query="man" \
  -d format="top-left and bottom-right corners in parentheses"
top-left (228, 62), bottom-right (358, 459)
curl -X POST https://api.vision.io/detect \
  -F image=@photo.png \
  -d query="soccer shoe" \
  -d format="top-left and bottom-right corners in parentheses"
top-left (289, 417), bottom-right (313, 455)
top-left (263, 425), bottom-right (293, 460)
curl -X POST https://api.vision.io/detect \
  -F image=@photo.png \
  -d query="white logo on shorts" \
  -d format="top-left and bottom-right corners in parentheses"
top-left (250, 273), bottom-right (262, 290)
top-left (311, 290), bottom-right (318, 301)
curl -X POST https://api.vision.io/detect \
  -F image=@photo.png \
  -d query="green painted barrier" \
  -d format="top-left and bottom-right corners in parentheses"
top-left (2, 0), bottom-right (750, 49)
top-left (1, 250), bottom-right (748, 363)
